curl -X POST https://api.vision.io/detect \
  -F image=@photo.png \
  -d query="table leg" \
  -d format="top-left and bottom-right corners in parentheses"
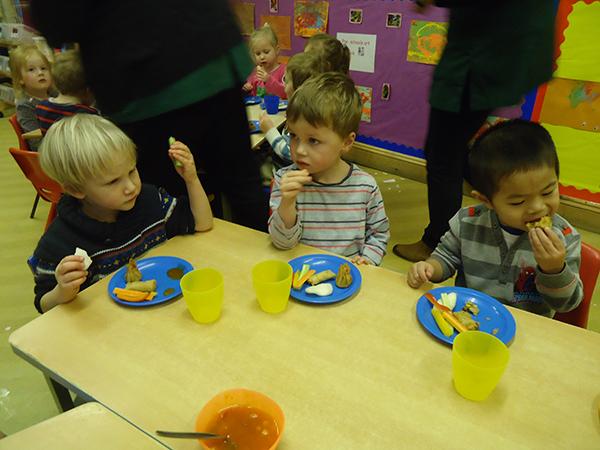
top-left (45, 375), bottom-right (75, 412)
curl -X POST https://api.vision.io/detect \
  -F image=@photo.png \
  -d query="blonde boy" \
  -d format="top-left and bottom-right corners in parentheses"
top-left (408, 120), bottom-right (582, 317)
top-left (33, 114), bottom-right (213, 313)
top-left (268, 72), bottom-right (389, 265)
top-left (37, 49), bottom-right (99, 135)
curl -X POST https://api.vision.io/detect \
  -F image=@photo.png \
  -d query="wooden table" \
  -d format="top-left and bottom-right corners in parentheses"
top-left (246, 102), bottom-right (286, 150)
top-left (9, 219), bottom-right (600, 449)
top-left (0, 403), bottom-right (167, 449)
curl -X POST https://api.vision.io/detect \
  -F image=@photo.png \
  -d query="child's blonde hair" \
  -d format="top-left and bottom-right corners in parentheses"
top-left (40, 114), bottom-right (137, 192)
top-left (52, 50), bottom-right (88, 96)
top-left (9, 44), bottom-right (52, 98)
top-left (249, 24), bottom-right (279, 53)
top-left (286, 52), bottom-right (328, 92)
top-left (287, 72), bottom-right (362, 139)
top-left (304, 33), bottom-right (351, 75)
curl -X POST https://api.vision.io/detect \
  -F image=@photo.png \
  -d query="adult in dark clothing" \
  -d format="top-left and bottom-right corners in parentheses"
top-left (31, 0), bottom-right (269, 231)
top-left (393, 0), bottom-right (555, 261)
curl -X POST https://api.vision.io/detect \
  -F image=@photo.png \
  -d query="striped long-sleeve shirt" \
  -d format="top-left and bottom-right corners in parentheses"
top-left (36, 99), bottom-right (100, 136)
top-left (430, 205), bottom-right (583, 317)
top-left (268, 163), bottom-right (389, 265)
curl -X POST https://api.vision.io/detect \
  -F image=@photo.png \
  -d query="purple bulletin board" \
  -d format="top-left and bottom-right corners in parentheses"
top-left (235, 0), bottom-right (528, 159)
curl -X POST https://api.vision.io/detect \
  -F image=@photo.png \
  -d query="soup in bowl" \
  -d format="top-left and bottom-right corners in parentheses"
top-left (196, 388), bottom-right (285, 450)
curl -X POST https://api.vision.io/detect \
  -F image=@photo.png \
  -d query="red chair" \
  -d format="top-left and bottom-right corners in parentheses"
top-left (9, 147), bottom-right (63, 231)
top-left (8, 113), bottom-right (30, 151)
top-left (553, 242), bottom-right (600, 329)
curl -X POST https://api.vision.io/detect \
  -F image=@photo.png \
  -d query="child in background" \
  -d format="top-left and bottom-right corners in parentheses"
top-left (9, 44), bottom-right (54, 151)
top-left (407, 119), bottom-right (583, 317)
top-left (304, 33), bottom-right (351, 75)
top-left (258, 51), bottom-right (328, 176)
top-left (36, 49), bottom-right (99, 136)
top-left (269, 72), bottom-right (389, 265)
top-left (242, 25), bottom-right (287, 99)
top-left (32, 114), bottom-right (213, 313)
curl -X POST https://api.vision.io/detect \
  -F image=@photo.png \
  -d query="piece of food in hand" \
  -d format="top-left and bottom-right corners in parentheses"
top-left (305, 284), bottom-right (334, 297)
top-left (431, 308), bottom-right (454, 337)
top-left (125, 280), bottom-right (157, 292)
top-left (74, 247), bottom-right (92, 270)
top-left (113, 287), bottom-right (157, 302)
top-left (307, 270), bottom-right (336, 286)
top-left (125, 258), bottom-right (143, 283)
top-left (463, 300), bottom-right (479, 316)
top-left (526, 216), bottom-right (552, 231)
top-left (169, 136), bottom-right (183, 167)
top-left (452, 311), bottom-right (480, 331)
top-left (335, 263), bottom-right (353, 288)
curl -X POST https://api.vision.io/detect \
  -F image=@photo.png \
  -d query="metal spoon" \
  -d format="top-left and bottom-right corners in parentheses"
top-left (155, 430), bottom-right (227, 440)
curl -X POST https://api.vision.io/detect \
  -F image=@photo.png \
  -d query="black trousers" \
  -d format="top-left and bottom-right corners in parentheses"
top-left (119, 87), bottom-right (269, 232)
top-left (422, 107), bottom-right (491, 249)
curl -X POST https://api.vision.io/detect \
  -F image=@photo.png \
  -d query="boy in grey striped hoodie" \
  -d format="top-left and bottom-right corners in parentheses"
top-left (408, 119), bottom-right (582, 317)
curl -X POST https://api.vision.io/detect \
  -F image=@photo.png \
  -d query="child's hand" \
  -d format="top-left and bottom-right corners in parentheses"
top-left (169, 140), bottom-right (198, 183)
top-left (55, 255), bottom-right (88, 302)
top-left (279, 169), bottom-right (312, 204)
top-left (529, 227), bottom-right (566, 274)
top-left (352, 256), bottom-right (371, 265)
top-left (259, 111), bottom-right (275, 133)
top-left (407, 261), bottom-right (435, 288)
top-left (256, 66), bottom-right (270, 83)
top-left (242, 82), bottom-right (253, 94)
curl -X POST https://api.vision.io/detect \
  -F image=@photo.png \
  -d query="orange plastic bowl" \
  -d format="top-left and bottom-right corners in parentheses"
top-left (196, 388), bottom-right (285, 450)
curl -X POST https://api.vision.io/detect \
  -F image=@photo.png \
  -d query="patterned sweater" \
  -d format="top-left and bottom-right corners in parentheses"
top-left (269, 163), bottom-right (389, 265)
top-left (32, 184), bottom-right (196, 313)
top-left (430, 205), bottom-right (583, 317)
top-left (37, 99), bottom-right (100, 136)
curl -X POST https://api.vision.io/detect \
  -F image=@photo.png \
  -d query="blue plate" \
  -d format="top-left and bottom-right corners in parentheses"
top-left (288, 254), bottom-right (362, 304)
top-left (260, 100), bottom-right (288, 110)
top-left (245, 96), bottom-right (262, 105)
top-left (249, 120), bottom-right (260, 134)
top-left (108, 256), bottom-right (194, 307)
top-left (416, 287), bottom-right (516, 345)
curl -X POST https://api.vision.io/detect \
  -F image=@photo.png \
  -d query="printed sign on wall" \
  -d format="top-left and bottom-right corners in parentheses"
top-left (337, 32), bottom-right (377, 73)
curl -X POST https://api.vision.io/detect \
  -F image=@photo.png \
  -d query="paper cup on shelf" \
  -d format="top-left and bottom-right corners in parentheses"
top-left (263, 95), bottom-right (280, 115)
top-left (180, 269), bottom-right (224, 323)
top-left (452, 331), bottom-right (510, 401)
top-left (251, 260), bottom-right (292, 313)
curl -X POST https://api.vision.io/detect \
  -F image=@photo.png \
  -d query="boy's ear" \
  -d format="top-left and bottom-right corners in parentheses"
top-left (340, 132), bottom-right (356, 155)
top-left (63, 184), bottom-right (85, 200)
top-left (471, 189), bottom-right (494, 210)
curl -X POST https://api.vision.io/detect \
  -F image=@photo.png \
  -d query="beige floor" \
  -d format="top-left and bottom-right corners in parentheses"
top-left (1, 116), bottom-right (599, 436)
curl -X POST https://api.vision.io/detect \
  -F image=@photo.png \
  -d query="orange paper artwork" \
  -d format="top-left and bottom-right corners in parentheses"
top-left (294, 1), bottom-right (329, 37)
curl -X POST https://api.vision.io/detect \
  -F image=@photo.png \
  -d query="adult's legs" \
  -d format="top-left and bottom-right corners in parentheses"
top-left (119, 87), bottom-right (269, 232)
top-left (421, 107), bottom-right (491, 249)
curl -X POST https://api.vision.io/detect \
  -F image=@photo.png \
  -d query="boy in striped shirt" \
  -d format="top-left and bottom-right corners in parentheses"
top-left (268, 73), bottom-right (389, 265)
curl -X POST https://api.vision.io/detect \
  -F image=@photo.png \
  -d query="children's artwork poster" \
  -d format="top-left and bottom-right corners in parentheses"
top-left (231, 2), bottom-right (255, 36)
top-left (386, 13), bottom-right (402, 28)
top-left (261, 15), bottom-right (291, 50)
top-left (554, 1), bottom-right (600, 83)
top-left (539, 78), bottom-right (599, 132)
top-left (356, 86), bottom-right (372, 122)
top-left (407, 20), bottom-right (448, 65)
top-left (294, 1), bottom-right (329, 37)
top-left (350, 9), bottom-right (362, 24)
top-left (270, 0), bottom-right (279, 13)
top-left (543, 123), bottom-right (600, 196)
top-left (336, 33), bottom-right (377, 74)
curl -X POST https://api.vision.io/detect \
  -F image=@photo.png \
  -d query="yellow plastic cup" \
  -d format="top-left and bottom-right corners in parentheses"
top-left (251, 260), bottom-right (293, 313)
top-left (180, 268), bottom-right (224, 323)
top-left (452, 331), bottom-right (510, 401)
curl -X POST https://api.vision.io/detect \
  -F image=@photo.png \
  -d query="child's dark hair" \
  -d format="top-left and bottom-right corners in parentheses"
top-left (304, 33), bottom-right (350, 75)
top-left (286, 52), bottom-right (328, 91)
top-left (469, 119), bottom-right (559, 200)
